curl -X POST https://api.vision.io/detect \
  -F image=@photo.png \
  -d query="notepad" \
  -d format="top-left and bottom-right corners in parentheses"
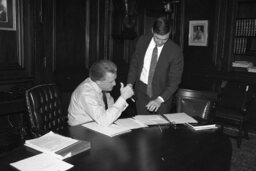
top-left (115, 118), bottom-right (148, 129)
top-left (10, 153), bottom-right (73, 171)
top-left (82, 122), bottom-right (131, 137)
top-left (25, 131), bottom-right (91, 160)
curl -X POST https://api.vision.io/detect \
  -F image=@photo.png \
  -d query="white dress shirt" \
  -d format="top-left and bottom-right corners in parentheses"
top-left (139, 38), bottom-right (164, 102)
top-left (140, 38), bottom-right (163, 84)
top-left (68, 78), bottom-right (128, 126)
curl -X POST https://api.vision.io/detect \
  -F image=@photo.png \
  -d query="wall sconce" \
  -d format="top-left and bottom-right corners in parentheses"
top-left (163, 0), bottom-right (180, 13)
top-left (162, 0), bottom-right (180, 39)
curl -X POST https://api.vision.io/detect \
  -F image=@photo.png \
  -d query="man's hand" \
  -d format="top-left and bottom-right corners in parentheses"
top-left (120, 82), bottom-right (134, 100)
top-left (146, 98), bottom-right (163, 112)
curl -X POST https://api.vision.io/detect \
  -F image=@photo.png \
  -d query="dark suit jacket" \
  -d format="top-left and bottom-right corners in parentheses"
top-left (127, 34), bottom-right (184, 102)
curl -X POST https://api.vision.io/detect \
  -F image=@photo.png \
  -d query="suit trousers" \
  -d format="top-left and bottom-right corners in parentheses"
top-left (135, 81), bottom-right (172, 115)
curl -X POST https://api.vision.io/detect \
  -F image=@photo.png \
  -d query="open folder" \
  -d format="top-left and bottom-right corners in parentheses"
top-left (25, 131), bottom-right (91, 160)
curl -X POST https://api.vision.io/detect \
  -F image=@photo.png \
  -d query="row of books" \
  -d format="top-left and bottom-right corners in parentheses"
top-left (233, 37), bottom-right (247, 54)
top-left (235, 18), bottom-right (256, 37)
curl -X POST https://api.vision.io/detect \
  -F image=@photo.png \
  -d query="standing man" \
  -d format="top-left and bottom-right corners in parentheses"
top-left (127, 16), bottom-right (183, 115)
top-left (68, 60), bottom-right (134, 126)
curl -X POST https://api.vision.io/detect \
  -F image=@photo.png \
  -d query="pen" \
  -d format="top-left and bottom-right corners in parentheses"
top-left (160, 114), bottom-right (177, 129)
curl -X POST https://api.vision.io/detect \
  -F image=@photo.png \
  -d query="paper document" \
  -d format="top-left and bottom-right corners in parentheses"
top-left (164, 113), bottom-right (198, 124)
top-left (115, 118), bottom-right (148, 129)
top-left (10, 153), bottom-right (73, 171)
top-left (25, 131), bottom-right (90, 160)
top-left (82, 122), bottom-right (131, 137)
top-left (133, 115), bottom-right (169, 126)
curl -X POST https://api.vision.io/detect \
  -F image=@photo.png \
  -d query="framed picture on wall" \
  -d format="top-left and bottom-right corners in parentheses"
top-left (188, 20), bottom-right (208, 46)
top-left (0, 0), bottom-right (16, 31)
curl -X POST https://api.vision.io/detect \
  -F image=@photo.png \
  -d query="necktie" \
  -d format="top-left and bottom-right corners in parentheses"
top-left (102, 91), bottom-right (108, 110)
top-left (147, 45), bottom-right (158, 97)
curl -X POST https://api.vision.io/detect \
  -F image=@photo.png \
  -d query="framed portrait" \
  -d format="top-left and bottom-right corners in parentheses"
top-left (0, 0), bottom-right (16, 30)
top-left (188, 20), bottom-right (208, 46)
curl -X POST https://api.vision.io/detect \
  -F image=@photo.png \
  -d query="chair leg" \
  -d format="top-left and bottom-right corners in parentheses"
top-left (243, 123), bottom-right (249, 140)
top-left (237, 123), bottom-right (243, 148)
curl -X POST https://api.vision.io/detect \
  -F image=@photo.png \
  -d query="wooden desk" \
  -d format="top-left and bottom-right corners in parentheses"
top-left (0, 125), bottom-right (232, 171)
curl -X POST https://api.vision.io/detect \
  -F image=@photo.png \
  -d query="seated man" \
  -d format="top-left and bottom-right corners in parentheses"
top-left (68, 60), bottom-right (134, 126)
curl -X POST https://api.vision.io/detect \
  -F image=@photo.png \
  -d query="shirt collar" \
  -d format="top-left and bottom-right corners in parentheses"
top-left (150, 38), bottom-right (164, 51)
top-left (88, 78), bottom-right (102, 93)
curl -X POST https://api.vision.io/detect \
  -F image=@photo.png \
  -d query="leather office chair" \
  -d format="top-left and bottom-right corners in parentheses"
top-left (25, 84), bottom-right (68, 138)
top-left (175, 88), bottom-right (218, 123)
top-left (215, 81), bottom-right (254, 148)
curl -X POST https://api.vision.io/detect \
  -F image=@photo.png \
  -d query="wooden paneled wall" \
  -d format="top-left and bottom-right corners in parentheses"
top-left (0, 0), bottom-right (231, 92)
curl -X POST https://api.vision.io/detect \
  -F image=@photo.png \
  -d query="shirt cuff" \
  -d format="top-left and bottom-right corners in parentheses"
top-left (157, 96), bottom-right (164, 102)
top-left (114, 96), bottom-right (129, 110)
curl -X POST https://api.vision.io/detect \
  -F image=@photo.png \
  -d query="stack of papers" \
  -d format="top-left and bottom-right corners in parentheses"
top-left (25, 131), bottom-right (91, 160)
top-left (133, 115), bottom-right (169, 126)
top-left (82, 122), bottom-right (131, 137)
top-left (10, 153), bottom-right (73, 171)
top-left (11, 131), bottom-right (90, 170)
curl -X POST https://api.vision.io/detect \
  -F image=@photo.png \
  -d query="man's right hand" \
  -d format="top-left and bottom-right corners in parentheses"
top-left (120, 82), bottom-right (134, 100)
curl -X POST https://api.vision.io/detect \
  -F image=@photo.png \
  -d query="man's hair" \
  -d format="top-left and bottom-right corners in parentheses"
top-left (152, 16), bottom-right (171, 35)
top-left (89, 60), bottom-right (117, 81)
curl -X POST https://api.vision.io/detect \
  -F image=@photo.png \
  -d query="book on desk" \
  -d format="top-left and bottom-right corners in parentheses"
top-left (185, 123), bottom-right (219, 131)
top-left (24, 131), bottom-right (91, 160)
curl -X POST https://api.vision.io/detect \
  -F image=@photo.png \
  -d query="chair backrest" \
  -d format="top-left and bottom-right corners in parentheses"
top-left (25, 84), bottom-right (67, 137)
top-left (176, 89), bottom-right (218, 121)
top-left (217, 81), bottom-right (252, 111)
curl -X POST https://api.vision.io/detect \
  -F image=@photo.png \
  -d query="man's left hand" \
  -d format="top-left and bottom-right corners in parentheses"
top-left (146, 98), bottom-right (163, 112)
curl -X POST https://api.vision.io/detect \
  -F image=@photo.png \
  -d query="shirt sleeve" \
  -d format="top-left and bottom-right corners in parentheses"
top-left (81, 91), bottom-right (128, 127)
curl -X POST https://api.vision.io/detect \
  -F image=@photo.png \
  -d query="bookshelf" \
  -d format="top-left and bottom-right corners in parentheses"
top-left (232, 0), bottom-right (256, 73)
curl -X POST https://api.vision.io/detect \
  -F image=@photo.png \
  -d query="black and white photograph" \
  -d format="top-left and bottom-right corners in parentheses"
top-left (188, 20), bottom-right (208, 46)
top-left (0, 0), bottom-right (16, 30)
top-left (0, 1), bottom-right (256, 171)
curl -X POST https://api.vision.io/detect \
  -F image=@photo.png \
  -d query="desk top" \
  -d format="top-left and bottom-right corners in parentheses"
top-left (0, 125), bottom-right (232, 171)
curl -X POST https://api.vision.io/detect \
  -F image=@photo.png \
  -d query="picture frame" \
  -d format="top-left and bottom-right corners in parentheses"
top-left (188, 20), bottom-right (208, 46)
top-left (0, 0), bottom-right (16, 31)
